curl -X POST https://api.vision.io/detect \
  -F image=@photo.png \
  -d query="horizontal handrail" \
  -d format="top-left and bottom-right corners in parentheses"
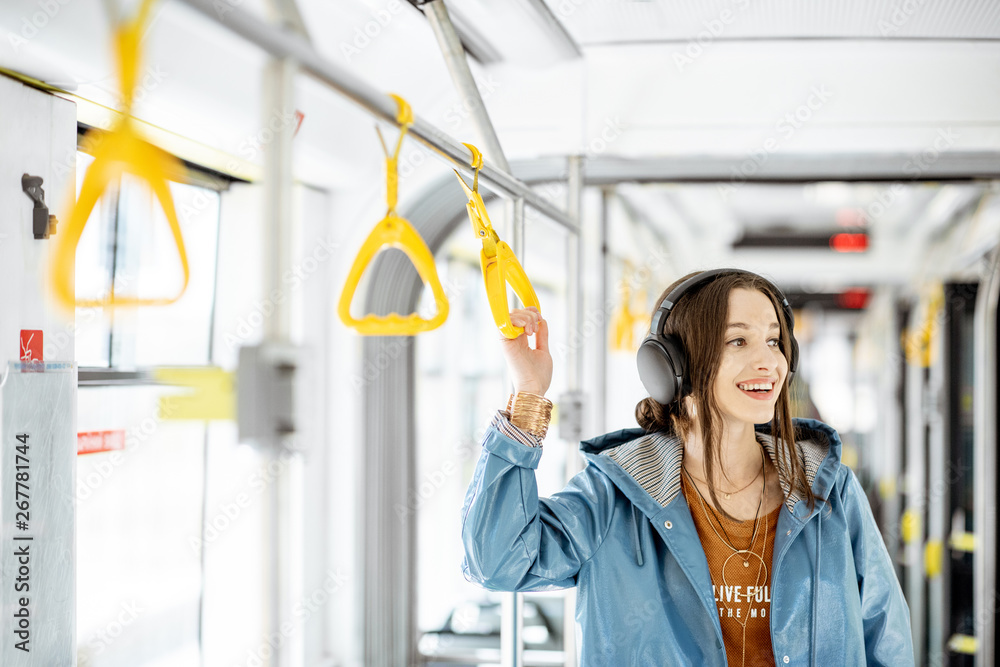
top-left (175, 0), bottom-right (578, 233)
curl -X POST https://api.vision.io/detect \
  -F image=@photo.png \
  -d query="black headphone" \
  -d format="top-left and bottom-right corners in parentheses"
top-left (636, 269), bottom-right (799, 405)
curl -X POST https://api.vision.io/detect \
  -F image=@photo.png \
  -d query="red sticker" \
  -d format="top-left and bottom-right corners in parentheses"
top-left (77, 430), bottom-right (126, 455)
top-left (20, 330), bottom-right (43, 363)
top-left (293, 110), bottom-right (305, 137)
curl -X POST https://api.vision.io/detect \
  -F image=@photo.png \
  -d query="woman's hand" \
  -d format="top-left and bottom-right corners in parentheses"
top-left (500, 307), bottom-right (553, 397)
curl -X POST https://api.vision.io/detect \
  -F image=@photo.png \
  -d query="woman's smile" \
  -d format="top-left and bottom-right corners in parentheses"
top-left (736, 377), bottom-right (779, 401)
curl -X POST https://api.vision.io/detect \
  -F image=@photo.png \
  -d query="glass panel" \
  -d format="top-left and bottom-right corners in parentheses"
top-left (74, 151), bottom-right (114, 367)
top-left (416, 199), bottom-right (568, 665)
top-left (111, 179), bottom-right (221, 367)
top-left (76, 386), bottom-right (204, 667)
top-left (199, 422), bottom-right (270, 667)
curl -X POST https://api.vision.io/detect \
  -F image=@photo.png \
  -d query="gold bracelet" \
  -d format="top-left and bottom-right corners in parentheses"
top-left (509, 392), bottom-right (553, 440)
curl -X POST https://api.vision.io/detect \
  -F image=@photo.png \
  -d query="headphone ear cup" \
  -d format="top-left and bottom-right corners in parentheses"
top-left (636, 334), bottom-right (687, 405)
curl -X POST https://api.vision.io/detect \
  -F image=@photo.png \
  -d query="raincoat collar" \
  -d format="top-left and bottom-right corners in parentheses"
top-left (580, 418), bottom-right (842, 518)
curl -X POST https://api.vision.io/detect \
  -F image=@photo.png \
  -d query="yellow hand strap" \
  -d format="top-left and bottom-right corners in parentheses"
top-left (338, 94), bottom-right (449, 335)
top-left (902, 283), bottom-right (943, 367)
top-left (454, 143), bottom-right (540, 339)
top-left (51, 0), bottom-right (190, 310)
top-left (610, 262), bottom-right (645, 351)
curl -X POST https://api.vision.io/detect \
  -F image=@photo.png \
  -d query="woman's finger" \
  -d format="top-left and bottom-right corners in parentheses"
top-left (534, 318), bottom-right (549, 352)
top-left (509, 308), bottom-right (538, 335)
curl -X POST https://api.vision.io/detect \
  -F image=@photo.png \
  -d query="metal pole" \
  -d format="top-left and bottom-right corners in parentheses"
top-left (904, 306), bottom-right (926, 666)
top-left (566, 155), bottom-right (584, 398)
top-left (176, 0), bottom-right (575, 231)
top-left (261, 55), bottom-right (302, 666)
top-left (562, 155), bottom-right (585, 667)
top-left (423, 0), bottom-right (511, 174)
top-left (512, 197), bottom-right (525, 265)
top-left (926, 304), bottom-right (945, 663)
top-left (597, 188), bottom-right (609, 436)
top-left (500, 197), bottom-right (526, 667)
top-left (974, 248), bottom-right (1000, 667)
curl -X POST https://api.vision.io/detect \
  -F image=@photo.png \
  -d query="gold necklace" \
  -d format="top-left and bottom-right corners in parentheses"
top-left (685, 453), bottom-right (770, 667)
top-left (683, 463), bottom-right (763, 500)
top-left (685, 447), bottom-right (766, 564)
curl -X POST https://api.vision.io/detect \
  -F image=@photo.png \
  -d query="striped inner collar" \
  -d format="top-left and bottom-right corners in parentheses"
top-left (602, 430), bottom-right (828, 513)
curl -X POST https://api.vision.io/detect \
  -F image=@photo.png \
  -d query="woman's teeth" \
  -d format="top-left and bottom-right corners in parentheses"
top-left (738, 382), bottom-right (773, 392)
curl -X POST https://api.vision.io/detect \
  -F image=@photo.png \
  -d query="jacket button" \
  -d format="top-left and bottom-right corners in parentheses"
top-left (783, 657), bottom-right (789, 664)
top-left (664, 520), bottom-right (672, 529)
top-left (786, 530), bottom-right (791, 535)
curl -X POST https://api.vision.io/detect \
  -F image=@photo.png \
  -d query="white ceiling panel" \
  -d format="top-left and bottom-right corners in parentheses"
top-left (543, 0), bottom-right (1000, 45)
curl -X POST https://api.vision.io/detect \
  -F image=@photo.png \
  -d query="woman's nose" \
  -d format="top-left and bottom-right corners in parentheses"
top-left (751, 340), bottom-right (776, 370)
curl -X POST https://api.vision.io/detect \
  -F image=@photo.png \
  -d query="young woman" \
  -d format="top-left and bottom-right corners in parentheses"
top-left (460, 269), bottom-right (913, 666)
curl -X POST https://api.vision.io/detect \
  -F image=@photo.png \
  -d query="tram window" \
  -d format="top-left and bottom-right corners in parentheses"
top-left (72, 149), bottom-right (224, 368)
top-left (72, 143), bottom-right (243, 666)
top-left (415, 201), bottom-right (569, 664)
top-left (74, 151), bottom-right (115, 367)
top-left (76, 386), bottom-right (205, 666)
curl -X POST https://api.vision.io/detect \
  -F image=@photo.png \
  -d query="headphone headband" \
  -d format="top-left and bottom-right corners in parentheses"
top-left (637, 268), bottom-right (799, 405)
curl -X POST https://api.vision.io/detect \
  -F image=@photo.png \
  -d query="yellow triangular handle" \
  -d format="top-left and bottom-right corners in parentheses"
top-left (482, 242), bottom-right (540, 340)
top-left (50, 0), bottom-right (190, 311)
top-left (52, 126), bottom-right (190, 309)
top-left (338, 214), bottom-right (449, 335)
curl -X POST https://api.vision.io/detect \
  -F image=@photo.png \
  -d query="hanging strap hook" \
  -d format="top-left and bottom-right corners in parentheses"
top-left (452, 142), bottom-right (540, 339)
top-left (376, 93), bottom-right (413, 214)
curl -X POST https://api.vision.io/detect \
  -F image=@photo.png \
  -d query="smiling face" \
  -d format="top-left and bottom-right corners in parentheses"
top-left (712, 287), bottom-right (789, 429)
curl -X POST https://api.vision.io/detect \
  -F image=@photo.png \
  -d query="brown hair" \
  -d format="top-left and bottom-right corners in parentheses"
top-left (635, 270), bottom-right (815, 517)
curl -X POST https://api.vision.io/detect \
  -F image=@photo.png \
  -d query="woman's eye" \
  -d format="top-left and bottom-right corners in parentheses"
top-left (727, 338), bottom-right (745, 347)
top-left (768, 338), bottom-right (781, 347)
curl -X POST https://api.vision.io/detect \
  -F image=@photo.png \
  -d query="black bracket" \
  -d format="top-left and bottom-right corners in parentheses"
top-left (21, 174), bottom-right (58, 240)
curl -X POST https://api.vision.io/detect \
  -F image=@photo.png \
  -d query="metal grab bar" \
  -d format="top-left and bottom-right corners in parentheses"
top-left (973, 246), bottom-right (1000, 667)
top-left (175, 0), bottom-right (578, 233)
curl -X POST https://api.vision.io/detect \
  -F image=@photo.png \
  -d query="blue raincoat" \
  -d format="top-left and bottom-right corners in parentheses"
top-left (461, 417), bottom-right (914, 666)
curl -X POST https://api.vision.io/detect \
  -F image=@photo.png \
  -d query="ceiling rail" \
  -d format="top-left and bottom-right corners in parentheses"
top-left (175, 0), bottom-right (579, 233)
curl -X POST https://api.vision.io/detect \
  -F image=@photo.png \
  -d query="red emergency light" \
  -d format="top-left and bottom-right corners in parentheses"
top-left (830, 233), bottom-right (868, 253)
top-left (837, 289), bottom-right (871, 309)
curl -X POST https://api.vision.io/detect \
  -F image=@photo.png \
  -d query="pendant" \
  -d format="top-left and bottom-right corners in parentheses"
top-left (743, 561), bottom-right (749, 567)
top-left (725, 493), bottom-right (731, 500)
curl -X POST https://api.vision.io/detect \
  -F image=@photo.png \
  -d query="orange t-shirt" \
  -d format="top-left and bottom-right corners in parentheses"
top-left (682, 474), bottom-right (781, 667)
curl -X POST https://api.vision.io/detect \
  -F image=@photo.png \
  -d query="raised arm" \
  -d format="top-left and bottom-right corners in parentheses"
top-left (461, 308), bottom-right (617, 591)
